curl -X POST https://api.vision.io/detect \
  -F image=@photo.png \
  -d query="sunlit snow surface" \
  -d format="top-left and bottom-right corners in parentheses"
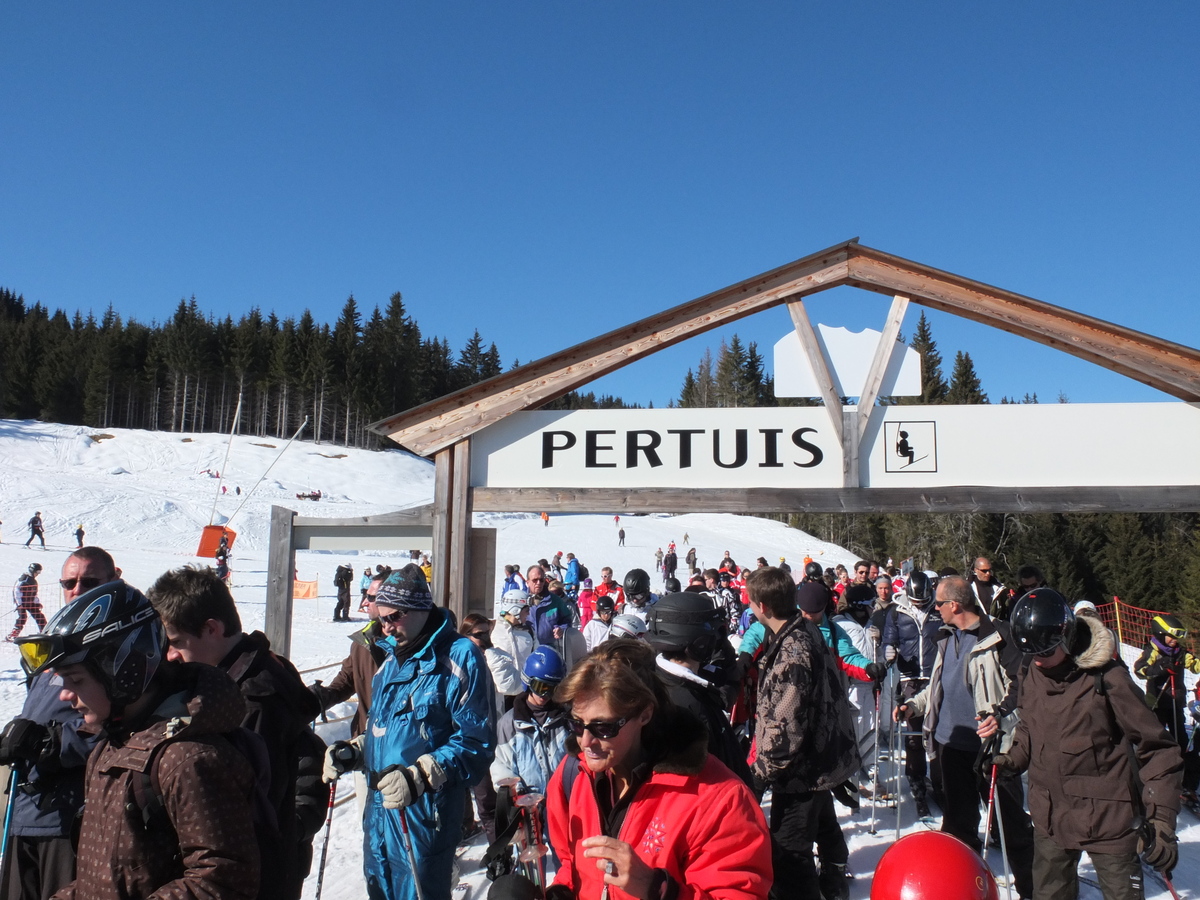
top-left (0, 420), bottom-right (1193, 899)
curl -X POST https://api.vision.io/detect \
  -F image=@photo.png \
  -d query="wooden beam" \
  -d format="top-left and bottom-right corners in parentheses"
top-left (786, 299), bottom-right (848, 485)
top-left (446, 440), bottom-right (471, 622)
top-left (372, 241), bottom-right (856, 456)
top-left (470, 485), bottom-right (1200, 515)
top-left (845, 250), bottom-right (1200, 401)
top-left (293, 505), bottom-right (435, 528)
top-left (430, 448), bottom-right (453, 607)
top-left (264, 505), bottom-right (296, 658)
top-left (855, 295), bottom-right (910, 471)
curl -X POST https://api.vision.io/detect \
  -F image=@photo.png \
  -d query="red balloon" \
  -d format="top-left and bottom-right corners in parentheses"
top-left (871, 831), bottom-right (1000, 900)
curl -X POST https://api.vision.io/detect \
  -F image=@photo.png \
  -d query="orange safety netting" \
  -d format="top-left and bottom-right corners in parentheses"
top-left (1094, 597), bottom-right (1194, 654)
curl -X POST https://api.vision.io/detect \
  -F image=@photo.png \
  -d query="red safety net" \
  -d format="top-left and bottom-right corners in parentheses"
top-left (1094, 597), bottom-right (1195, 654)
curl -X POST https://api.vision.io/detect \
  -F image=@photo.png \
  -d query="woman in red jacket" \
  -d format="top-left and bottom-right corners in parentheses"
top-left (545, 640), bottom-right (771, 900)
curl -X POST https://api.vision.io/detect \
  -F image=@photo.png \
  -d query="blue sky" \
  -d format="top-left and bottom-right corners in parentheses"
top-left (3, 3), bottom-right (1198, 410)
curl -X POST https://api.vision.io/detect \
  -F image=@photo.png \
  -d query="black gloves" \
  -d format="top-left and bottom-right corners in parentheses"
top-left (864, 662), bottom-right (886, 683)
top-left (0, 718), bottom-right (53, 768)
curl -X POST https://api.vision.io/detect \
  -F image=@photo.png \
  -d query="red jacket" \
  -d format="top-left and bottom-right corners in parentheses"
top-left (547, 713), bottom-right (771, 900)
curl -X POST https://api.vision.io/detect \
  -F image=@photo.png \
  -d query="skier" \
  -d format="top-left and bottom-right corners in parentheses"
top-left (622, 567), bottom-right (655, 615)
top-left (647, 591), bottom-right (753, 787)
top-left (880, 570), bottom-right (944, 817)
top-left (147, 565), bottom-right (329, 900)
top-left (322, 565), bottom-right (495, 900)
top-left (1134, 613), bottom-right (1200, 805)
top-left (617, 527), bottom-right (625, 546)
top-left (996, 589), bottom-right (1184, 899)
top-left (492, 593), bottom-right (536, 707)
top-left (9, 563), bottom-right (47, 641)
top-left (662, 548), bottom-right (678, 583)
top-left (16, 581), bottom-right (261, 899)
top-left (74, 524), bottom-right (84, 549)
top-left (582, 595), bottom-right (617, 651)
top-left (546, 639), bottom-right (772, 900)
top-left (0, 547), bottom-right (116, 900)
top-left (490, 645), bottom-right (569, 797)
top-left (333, 563), bottom-right (353, 621)
top-left (24, 512), bottom-right (45, 549)
top-left (360, 567), bottom-right (373, 609)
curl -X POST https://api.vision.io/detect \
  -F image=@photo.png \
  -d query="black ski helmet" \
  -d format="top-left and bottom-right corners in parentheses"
top-left (844, 583), bottom-right (875, 609)
top-left (16, 580), bottom-right (164, 708)
top-left (646, 592), bottom-right (726, 661)
top-left (663, 577), bottom-right (682, 593)
top-left (1151, 613), bottom-right (1187, 642)
top-left (1009, 588), bottom-right (1075, 656)
top-left (803, 561), bottom-right (824, 582)
top-left (623, 568), bottom-right (651, 602)
top-left (905, 571), bottom-right (935, 605)
top-left (27, 562), bottom-right (42, 576)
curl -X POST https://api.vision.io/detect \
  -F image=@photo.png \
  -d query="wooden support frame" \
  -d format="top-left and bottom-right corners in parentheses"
top-left (264, 505), bottom-right (297, 659)
top-left (430, 448), bottom-right (454, 608)
top-left (446, 440), bottom-right (472, 622)
top-left (470, 485), bottom-right (1200, 515)
top-left (373, 241), bottom-right (1200, 459)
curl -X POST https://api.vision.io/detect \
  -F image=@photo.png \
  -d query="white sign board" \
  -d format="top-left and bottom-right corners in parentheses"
top-left (470, 403), bottom-right (1200, 490)
top-left (774, 324), bottom-right (922, 398)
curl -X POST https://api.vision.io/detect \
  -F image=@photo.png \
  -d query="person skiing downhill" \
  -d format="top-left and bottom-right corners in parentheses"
top-left (9, 563), bottom-right (47, 641)
top-left (25, 512), bottom-right (45, 549)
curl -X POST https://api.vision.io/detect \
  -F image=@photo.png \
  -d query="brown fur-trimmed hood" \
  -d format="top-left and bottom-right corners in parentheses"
top-left (1072, 613), bottom-right (1117, 670)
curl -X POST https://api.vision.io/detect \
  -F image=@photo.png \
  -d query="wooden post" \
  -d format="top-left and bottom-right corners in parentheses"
top-left (264, 505), bottom-right (296, 658)
top-left (852, 295), bottom-right (910, 485)
top-left (431, 448), bottom-right (454, 607)
top-left (446, 440), bottom-right (472, 623)
top-left (788, 300), bottom-right (847, 485)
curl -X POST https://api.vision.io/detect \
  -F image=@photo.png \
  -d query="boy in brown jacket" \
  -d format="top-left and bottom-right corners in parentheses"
top-left (17, 580), bottom-right (260, 900)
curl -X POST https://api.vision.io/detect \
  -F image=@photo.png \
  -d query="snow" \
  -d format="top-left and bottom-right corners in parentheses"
top-left (0, 418), bottom-right (1194, 900)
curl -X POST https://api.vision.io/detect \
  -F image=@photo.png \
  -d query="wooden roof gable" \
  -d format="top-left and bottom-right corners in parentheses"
top-left (371, 239), bottom-right (1200, 457)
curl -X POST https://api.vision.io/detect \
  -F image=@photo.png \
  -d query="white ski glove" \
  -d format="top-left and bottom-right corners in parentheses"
top-left (378, 754), bottom-right (447, 810)
top-left (322, 734), bottom-right (365, 784)
top-left (884, 645), bottom-right (897, 664)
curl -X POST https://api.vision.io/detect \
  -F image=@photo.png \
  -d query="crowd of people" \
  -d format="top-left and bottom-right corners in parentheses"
top-left (0, 543), bottom-right (1196, 900)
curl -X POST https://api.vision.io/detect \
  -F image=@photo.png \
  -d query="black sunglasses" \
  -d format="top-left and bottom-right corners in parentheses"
top-left (567, 715), bottom-right (629, 740)
top-left (468, 630), bottom-right (490, 640)
top-left (59, 576), bottom-right (104, 592)
top-left (378, 608), bottom-right (412, 624)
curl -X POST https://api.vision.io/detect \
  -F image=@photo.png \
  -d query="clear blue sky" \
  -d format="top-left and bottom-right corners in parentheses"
top-left (4, 3), bottom-right (1198, 410)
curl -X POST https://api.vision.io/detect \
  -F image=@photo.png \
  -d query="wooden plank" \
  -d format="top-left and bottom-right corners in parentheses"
top-left (857, 295), bottom-right (910, 439)
top-left (786, 300), bottom-right (846, 488)
top-left (430, 448), bottom-right (454, 607)
top-left (371, 242), bottom-right (856, 456)
top-left (293, 505), bottom-right (435, 528)
top-left (446, 440), bottom-right (471, 622)
top-left (470, 485), bottom-right (1200, 515)
top-left (264, 505), bottom-right (296, 658)
top-left (845, 251), bottom-right (1200, 400)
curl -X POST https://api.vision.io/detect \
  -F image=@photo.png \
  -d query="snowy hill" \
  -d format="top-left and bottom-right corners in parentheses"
top-left (0, 419), bottom-right (1192, 900)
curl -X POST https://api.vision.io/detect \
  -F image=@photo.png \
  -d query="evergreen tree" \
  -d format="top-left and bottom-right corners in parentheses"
top-left (901, 312), bottom-right (948, 404)
top-left (945, 351), bottom-right (988, 404)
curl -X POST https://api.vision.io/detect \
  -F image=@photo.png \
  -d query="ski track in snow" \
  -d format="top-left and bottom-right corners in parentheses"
top-left (0, 419), bottom-right (1194, 900)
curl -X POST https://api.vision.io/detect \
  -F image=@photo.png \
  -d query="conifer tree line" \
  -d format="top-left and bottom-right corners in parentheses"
top-left (674, 313), bottom-right (1199, 628)
top-left (0, 288), bottom-right (507, 448)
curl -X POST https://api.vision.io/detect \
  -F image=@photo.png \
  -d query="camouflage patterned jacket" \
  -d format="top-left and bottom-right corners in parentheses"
top-left (753, 613), bottom-right (860, 793)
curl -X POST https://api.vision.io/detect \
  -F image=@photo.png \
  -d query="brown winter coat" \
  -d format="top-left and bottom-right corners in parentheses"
top-left (1006, 615), bottom-right (1183, 854)
top-left (53, 662), bottom-right (260, 900)
top-left (753, 612), bottom-right (860, 793)
top-left (318, 621), bottom-right (385, 738)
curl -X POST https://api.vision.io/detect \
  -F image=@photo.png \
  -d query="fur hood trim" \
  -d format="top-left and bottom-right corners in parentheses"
top-left (1073, 614), bottom-right (1116, 670)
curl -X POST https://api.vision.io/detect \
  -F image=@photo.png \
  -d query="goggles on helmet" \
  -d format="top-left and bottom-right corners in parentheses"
top-left (1153, 615), bottom-right (1188, 641)
top-left (526, 676), bottom-right (560, 699)
top-left (15, 633), bottom-right (77, 677)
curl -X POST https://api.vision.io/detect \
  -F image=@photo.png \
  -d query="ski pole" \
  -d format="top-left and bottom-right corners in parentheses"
top-left (868, 684), bottom-right (881, 834)
top-left (398, 808), bottom-right (428, 900)
top-left (981, 763), bottom-right (998, 873)
top-left (313, 782), bottom-right (336, 900)
top-left (894, 691), bottom-right (902, 841)
top-left (1, 768), bottom-right (18, 874)
top-left (990, 770), bottom-right (1015, 900)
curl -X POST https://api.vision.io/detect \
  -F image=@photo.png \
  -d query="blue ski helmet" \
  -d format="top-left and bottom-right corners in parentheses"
top-left (522, 645), bottom-right (565, 698)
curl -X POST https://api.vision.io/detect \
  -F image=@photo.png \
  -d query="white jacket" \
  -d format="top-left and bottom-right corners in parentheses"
top-left (492, 618), bottom-right (535, 693)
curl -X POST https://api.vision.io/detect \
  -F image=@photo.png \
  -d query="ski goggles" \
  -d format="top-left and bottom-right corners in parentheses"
top-left (567, 715), bottom-right (630, 740)
top-left (14, 633), bottom-right (74, 677)
top-left (526, 677), bottom-right (560, 699)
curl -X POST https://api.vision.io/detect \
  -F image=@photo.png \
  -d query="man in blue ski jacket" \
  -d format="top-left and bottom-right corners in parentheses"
top-left (323, 564), bottom-right (495, 900)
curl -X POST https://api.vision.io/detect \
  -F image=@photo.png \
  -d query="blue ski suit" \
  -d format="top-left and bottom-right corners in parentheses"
top-left (363, 610), bottom-right (496, 900)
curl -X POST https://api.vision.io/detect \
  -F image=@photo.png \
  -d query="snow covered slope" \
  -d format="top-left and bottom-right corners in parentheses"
top-left (0, 419), bottom-right (1193, 900)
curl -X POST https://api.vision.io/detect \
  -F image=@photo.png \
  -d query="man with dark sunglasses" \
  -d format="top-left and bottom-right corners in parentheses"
top-left (0, 546), bottom-right (117, 900)
top-left (969, 556), bottom-right (1008, 620)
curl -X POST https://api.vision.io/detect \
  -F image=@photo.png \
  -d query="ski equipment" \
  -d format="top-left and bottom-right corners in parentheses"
top-left (904, 571), bottom-right (934, 605)
top-left (610, 614), bottom-right (648, 640)
top-left (1151, 614), bottom-right (1187, 642)
top-left (646, 591), bottom-right (726, 661)
top-left (522, 646), bottom-right (565, 698)
top-left (1009, 589), bottom-right (1074, 656)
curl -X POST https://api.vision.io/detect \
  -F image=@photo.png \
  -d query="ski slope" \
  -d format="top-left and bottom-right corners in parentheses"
top-left (0, 419), bottom-right (1193, 899)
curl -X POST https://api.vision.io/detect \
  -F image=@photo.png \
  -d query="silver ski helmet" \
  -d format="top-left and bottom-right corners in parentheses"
top-left (16, 580), bottom-right (163, 707)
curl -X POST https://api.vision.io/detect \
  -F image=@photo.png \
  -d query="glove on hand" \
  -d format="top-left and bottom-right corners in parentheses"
top-left (884, 646), bottom-right (897, 664)
top-left (864, 663), bottom-right (886, 683)
top-left (377, 753), bottom-right (446, 810)
top-left (866, 626), bottom-right (881, 645)
top-left (1140, 819), bottom-right (1178, 874)
top-left (0, 718), bottom-right (52, 767)
top-left (321, 734), bottom-right (365, 784)
top-left (990, 753), bottom-right (1019, 775)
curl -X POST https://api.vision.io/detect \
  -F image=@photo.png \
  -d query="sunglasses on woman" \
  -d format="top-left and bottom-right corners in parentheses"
top-left (567, 715), bottom-right (629, 740)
